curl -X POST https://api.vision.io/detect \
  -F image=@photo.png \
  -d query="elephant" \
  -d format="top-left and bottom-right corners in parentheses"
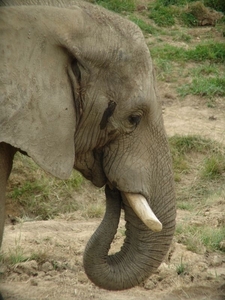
top-left (0, 0), bottom-right (176, 292)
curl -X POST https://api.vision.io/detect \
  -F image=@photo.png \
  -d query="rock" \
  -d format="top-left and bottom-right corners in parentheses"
top-left (41, 261), bottom-right (54, 272)
top-left (210, 255), bottom-right (223, 267)
top-left (77, 271), bottom-right (88, 284)
top-left (16, 260), bottom-right (38, 276)
top-left (144, 280), bottom-right (155, 290)
top-left (0, 264), bottom-right (7, 274)
top-left (19, 273), bottom-right (29, 281)
top-left (219, 240), bottom-right (225, 251)
top-left (30, 278), bottom-right (38, 286)
top-left (196, 262), bottom-right (208, 272)
top-left (190, 220), bottom-right (204, 226)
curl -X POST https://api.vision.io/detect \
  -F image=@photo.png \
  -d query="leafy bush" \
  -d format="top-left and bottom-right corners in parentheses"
top-left (204, 0), bottom-right (225, 13)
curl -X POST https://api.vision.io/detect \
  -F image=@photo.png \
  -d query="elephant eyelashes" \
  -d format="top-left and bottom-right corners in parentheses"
top-left (128, 115), bottom-right (142, 126)
top-left (71, 59), bottom-right (81, 84)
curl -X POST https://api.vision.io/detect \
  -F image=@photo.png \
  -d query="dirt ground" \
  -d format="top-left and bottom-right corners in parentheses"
top-left (1, 11), bottom-right (225, 300)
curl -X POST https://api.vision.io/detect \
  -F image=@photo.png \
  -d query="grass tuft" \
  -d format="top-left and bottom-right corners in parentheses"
top-left (176, 224), bottom-right (225, 253)
top-left (178, 77), bottom-right (225, 98)
top-left (149, 6), bottom-right (176, 27)
top-left (151, 43), bottom-right (225, 63)
top-left (169, 135), bottom-right (213, 155)
top-left (201, 154), bottom-right (225, 179)
top-left (7, 153), bottom-right (83, 220)
top-left (129, 15), bottom-right (158, 34)
top-left (94, 0), bottom-right (135, 13)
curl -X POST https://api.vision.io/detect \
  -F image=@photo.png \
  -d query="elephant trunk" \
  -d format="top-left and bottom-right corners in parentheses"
top-left (83, 185), bottom-right (175, 290)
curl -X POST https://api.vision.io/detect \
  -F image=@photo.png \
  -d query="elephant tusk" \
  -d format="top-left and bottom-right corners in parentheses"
top-left (124, 193), bottom-right (162, 232)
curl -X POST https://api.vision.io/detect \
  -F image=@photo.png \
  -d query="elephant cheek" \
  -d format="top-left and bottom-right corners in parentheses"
top-left (75, 152), bottom-right (107, 188)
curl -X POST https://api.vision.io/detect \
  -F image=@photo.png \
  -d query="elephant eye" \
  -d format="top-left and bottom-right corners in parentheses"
top-left (128, 114), bottom-right (142, 126)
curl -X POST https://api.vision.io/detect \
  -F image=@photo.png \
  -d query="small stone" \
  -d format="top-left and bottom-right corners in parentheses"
top-left (30, 278), bottom-right (38, 286)
top-left (0, 264), bottom-right (7, 274)
top-left (41, 262), bottom-right (53, 272)
top-left (190, 220), bottom-right (204, 226)
top-left (16, 260), bottom-right (38, 276)
top-left (77, 271), bottom-right (88, 284)
top-left (210, 255), bottom-right (223, 267)
top-left (19, 273), bottom-right (29, 281)
top-left (219, 240), bottom-right (225, 251)
top-left (196, 262), bottom-right (208, 272)
top-left (144, 280), bottom-right (155, 290)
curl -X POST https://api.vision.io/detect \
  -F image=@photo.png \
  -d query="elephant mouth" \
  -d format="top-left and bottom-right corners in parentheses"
top-left (121, 192), bottom-right (162, 232)
top-left (106, 180), bottom-right (162, 232)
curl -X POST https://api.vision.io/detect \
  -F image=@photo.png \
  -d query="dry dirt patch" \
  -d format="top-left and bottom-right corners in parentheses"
top-left (1, 215), bottom-right (225, 300)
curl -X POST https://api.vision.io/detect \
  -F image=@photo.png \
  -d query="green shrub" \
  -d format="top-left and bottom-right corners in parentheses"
top-left (204, 0), bottom-right (225, 13)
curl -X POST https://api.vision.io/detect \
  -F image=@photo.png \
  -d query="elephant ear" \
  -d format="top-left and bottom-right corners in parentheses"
top-left (0, 5), bottom-right (88, 179)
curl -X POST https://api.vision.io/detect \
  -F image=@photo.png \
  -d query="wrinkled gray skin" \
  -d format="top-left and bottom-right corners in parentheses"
top-left (0, 0), bottom-right (176, 292)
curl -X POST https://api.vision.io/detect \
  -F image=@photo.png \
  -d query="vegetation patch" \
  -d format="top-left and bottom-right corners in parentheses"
top-left (149, 6), bottom-right (176, 27)
top-left (148, 0), bottom-right (224, 27)
top-left (94, 0), bottom-right (135, 13)
top-left (151, 43), bottom-right (225, 63)
top-left (129, 15), bottom-right (158, 34)
top-left (7, 153), bottom-right (83, 220)
top-left (178, 77), bottom-right (225, 98)
top-left (176, 224), bottom-right (225, 253)
top-left (169, 135), bottom-right (225, 211)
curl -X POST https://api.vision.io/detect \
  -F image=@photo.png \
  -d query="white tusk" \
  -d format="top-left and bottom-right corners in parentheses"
top-left (124, 193), bottom-right (162, 232)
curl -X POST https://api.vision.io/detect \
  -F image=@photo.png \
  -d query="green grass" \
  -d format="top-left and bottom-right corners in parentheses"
top-left (151, 43), bottom-right (225, 63)
top-left (3, 246), bottom-right (28, 265)
top-left (201, 154), bottom-right (225, 179)
top-left (176, 257), bottom-right (187, 275)
top-left (82, 202), bottom-right (105, 218)
top-left (178, 77), bottom-right (225, 98)
top-left (154, 58), bottom-right (173, 81)
top-left (171, 31), bottom-right (192, 42)
top-left (7, 153), bottom-right (84, 220)
top-left (191, 64), bottom-right (219, 77)
top-left (150, 0), bottom-right (196, 6)
top-left (94, 0), bottom-right (135, 13)
top-left (129, 15), bottom-right (158, 34)
top-left (177, 201), bottom-right (195, 211)
top-left (169, 135), bottom-right (225, 205)
top-left (169, 135), bottom-right (213, 155)
top-left (176, 224), bottom-right (225, 253)
top-left (149, 6), bottom-right (176, 27)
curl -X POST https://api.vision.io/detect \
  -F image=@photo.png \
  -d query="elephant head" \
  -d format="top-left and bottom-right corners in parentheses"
top-left (0, 0), bottom-right (176, 291)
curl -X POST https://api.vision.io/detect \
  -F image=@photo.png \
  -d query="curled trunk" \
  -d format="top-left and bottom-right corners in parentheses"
top-left (83, 185), bottom-right (176, 290)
